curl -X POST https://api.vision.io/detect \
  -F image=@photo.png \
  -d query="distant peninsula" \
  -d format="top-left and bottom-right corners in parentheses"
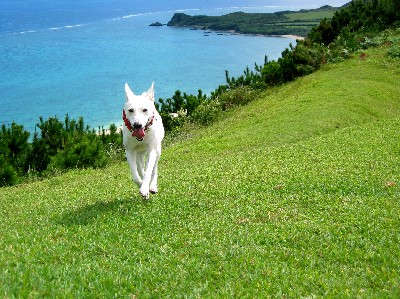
top-left (166, 5), bottom-right (340, 37)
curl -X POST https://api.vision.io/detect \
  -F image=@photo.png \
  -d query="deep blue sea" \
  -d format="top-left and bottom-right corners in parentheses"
top-left (0, 0), bottom-right (349, 133)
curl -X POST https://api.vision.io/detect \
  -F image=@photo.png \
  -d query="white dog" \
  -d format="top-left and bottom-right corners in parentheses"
top-left (122, 83), bottom-right (164, 199)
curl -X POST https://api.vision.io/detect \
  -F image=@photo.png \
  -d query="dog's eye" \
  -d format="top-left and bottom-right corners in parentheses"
top-left (128, 108), bottom-right (134, 113)
top-left (143, 109), bottom-right (148, 113)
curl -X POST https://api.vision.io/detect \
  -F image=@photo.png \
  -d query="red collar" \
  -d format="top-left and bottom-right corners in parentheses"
top-left (122, 109), bottom-right (155, 141)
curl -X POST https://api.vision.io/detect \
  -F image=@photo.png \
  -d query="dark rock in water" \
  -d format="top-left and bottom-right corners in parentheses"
top-left (149, 22), bottom-right (163, 27)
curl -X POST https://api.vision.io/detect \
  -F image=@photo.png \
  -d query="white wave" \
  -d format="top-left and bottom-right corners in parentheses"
top-left (114, 12), bottom-right (159, 20)
top-left (65, 24), bottom-right (84, 28)
top-left (12, 23), bottom-right (86, 35)
top-left (121, 13), bottom-right (146, 19)
top-left (175, 9), bottom-right (200, 12)
top-left (115, 8), bottom-right (201, 20)
top-left (216, 6), bottom-right (269, 10)
top-left (16, 30), bottom-right (37, 34)
top-left (48, 24), bottom-right (85, 31)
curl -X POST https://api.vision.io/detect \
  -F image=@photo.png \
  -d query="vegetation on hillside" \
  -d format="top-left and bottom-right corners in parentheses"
top-left (0, 117), bottom-right (122, 187)
top-left (167, 5), bottom-right (339, 37)
top-left (1, 0), bottom-right (399, 186)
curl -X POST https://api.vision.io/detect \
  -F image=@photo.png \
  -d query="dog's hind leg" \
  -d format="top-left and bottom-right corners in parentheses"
top-left (125, 151), bottom-right (142, 187)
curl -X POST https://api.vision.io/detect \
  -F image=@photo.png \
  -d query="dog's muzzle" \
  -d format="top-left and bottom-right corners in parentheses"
top-left (131, 123), bottom-right (146, 140)
top-left (123, 109), bottom-right (155, 141)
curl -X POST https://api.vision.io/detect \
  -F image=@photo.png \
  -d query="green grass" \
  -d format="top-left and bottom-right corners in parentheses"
top-left (1, 46), bottom-right (400, 298)
top-left (284, 9), bottom-right (337, 22)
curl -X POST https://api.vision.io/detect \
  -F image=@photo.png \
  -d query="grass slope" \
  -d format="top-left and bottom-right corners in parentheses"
top-left (1, 46), bottom-right (400, 298)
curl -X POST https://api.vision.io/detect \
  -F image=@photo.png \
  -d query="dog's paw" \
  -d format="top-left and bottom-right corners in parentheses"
top-left (139, 185), bottom-right (150, 199)
top-left (149, 184), bottom-right (158, 194)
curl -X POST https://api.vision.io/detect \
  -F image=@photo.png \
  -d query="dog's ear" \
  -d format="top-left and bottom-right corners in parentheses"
top-left (125, 83), bottom-right (134, 102)
top-left (147, 82), bottom-right (155, 102)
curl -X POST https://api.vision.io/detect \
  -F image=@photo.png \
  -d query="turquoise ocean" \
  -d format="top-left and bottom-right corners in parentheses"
top-left (0, 0), bottom-right (348, 133)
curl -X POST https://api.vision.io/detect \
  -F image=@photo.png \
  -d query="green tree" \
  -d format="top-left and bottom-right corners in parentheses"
top-left (27, 136), bottom-right (51, 173)
top-left (0, 155), bottom-right (18, 186)
top-left (36, 116), bottom-right (66, 156)
top-left (0, 123), bottom-right (30, 186)
top-left (0, 123), bottom-right (30, 173)
top-left (50, 134), bottom-right (107, 170)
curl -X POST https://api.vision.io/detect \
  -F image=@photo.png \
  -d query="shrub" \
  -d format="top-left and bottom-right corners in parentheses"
top-left (50, 135), bottom-right (108, 170)
top-left (98, 124), bottom-right (124, 161)
top-left (190, 100), bottom-right (222, 126)
top-left (159, 110), bottom-right (187, 133)
top-left (360, 36), bottom-right (384, 49)
top-left (0, 123), bottom-right (30, 175)
top-left (157, 90), bottom-right (206, 116)
top-left (1, 115), bottom-right (119, 186)
top-left (27, 137), bottom-right (51, 173)
top-left (261, 60), bottom-right (284, 86)
top-left (387, 44), bottom-right (400, 58)
top-left (0, 155), bottom-right (19, 187)
top-left (217, 86), bottom-right (259, 110)
top-left (225, 65), bottom-right (266, 90)
top-left (36, 116), bottom-right (66, 156)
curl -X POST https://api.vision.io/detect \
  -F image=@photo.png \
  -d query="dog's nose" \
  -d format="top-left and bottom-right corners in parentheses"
top-left (133, 122), bottom-right (142, 130)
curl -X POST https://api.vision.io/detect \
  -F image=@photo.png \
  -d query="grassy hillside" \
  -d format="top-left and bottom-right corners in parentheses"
top-left (1, 45), bottom-right (400, 297)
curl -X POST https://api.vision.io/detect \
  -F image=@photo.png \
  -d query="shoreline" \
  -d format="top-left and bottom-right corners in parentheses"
top-left (185, 27), bottom-right (305, 40)
top-left (223, 30), bottom-right (305, 40)
top-left (279, 34), bottom-right (305, 40)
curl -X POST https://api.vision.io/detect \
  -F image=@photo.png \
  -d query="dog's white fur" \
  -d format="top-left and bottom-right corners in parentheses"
top-left (123, 83), bottom-right (164, 199)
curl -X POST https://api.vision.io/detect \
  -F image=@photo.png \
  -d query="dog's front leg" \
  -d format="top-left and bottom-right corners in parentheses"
top-left (149, 162), bottom-right (159, 194)
top-left (136, 153), bottom-right (145, 180)
top-left (149, 146), bottom-right (161, 194)
top-left (125, 151), bottom-right (142, 187)
top-left (140, 149), bottom-right (158, 199)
